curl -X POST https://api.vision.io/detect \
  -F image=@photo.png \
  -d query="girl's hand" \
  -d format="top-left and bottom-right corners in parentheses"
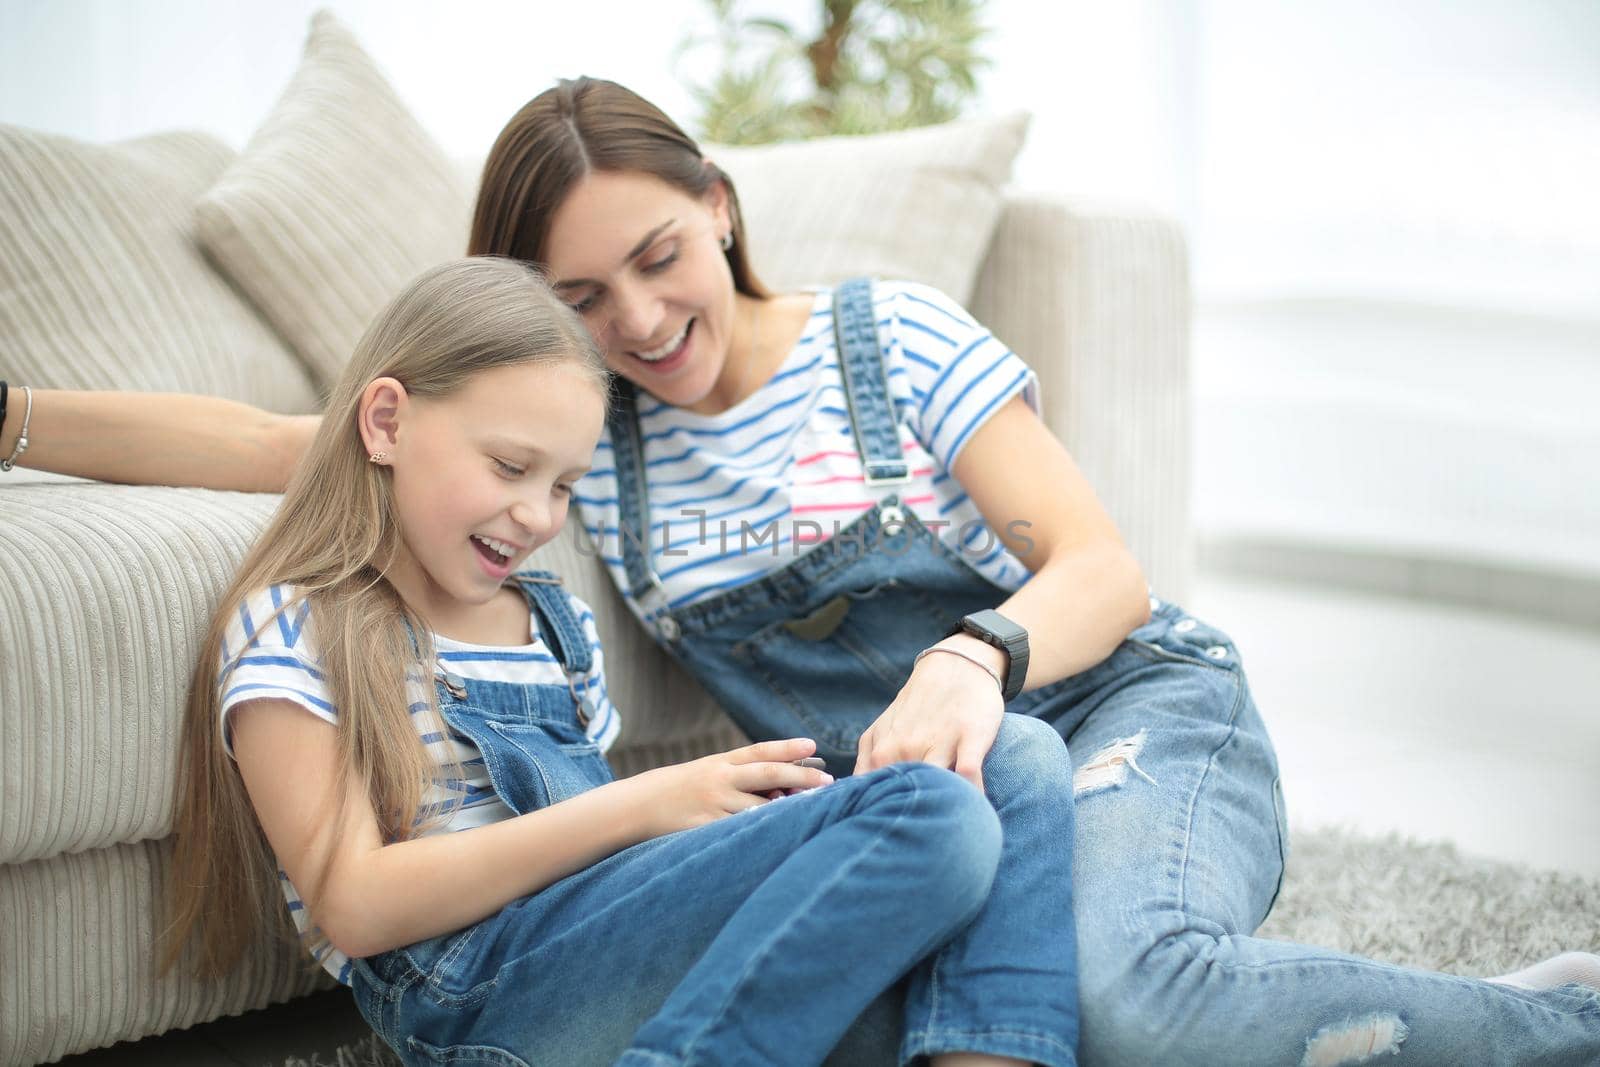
top-left (853, 643), bottom-right (1005, 792)
top-left (630, 738), bottom-right (834, 837)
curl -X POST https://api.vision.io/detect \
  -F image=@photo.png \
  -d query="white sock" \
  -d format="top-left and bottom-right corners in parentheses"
top-left (1486, 952), bottom-right (1600, 991)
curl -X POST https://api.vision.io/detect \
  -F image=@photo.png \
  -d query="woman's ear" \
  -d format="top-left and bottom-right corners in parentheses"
top-left (701, 161), bottom-right (733, 238)
top-left (358, 377), bottom-right (408, 462)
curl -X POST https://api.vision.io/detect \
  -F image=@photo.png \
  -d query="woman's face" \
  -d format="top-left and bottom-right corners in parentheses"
top-left (542, 169), bottom-right (739, 409)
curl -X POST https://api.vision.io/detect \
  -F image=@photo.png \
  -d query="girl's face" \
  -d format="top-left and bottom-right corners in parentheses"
top-left (370, 360), bottom-right (605, 623)
top-left (542, 169), bottom-right (741, 411)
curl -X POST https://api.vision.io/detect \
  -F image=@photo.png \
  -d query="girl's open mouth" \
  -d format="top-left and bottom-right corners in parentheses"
top-left (471, 534), bottom-right (514, 577)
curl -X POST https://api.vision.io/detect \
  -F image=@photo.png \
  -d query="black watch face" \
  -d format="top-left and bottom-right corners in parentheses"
top-left (966, 609), bottom-right (1026, 646)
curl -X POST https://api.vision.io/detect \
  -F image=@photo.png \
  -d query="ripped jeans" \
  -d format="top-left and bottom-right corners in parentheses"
top-left (828, 600), bottom-right (1600, 1066)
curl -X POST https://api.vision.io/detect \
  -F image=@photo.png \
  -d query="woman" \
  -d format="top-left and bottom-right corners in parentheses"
top-left (5, 77), bottom-right (1597, 1064)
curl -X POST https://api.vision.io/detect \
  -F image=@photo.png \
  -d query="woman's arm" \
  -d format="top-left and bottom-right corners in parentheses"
top-left (948, 393), bottom-right (1151, 687)
top-left (0, 388), bottom-right (318, 492)
top-left (855, 394), bottom-right (1150, 787)
top-left (231, 699), bottom-right (827, 959)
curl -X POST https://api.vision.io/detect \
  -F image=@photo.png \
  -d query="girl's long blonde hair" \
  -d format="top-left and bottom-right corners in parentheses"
top-left (160, 257), bottom-right (605, 977)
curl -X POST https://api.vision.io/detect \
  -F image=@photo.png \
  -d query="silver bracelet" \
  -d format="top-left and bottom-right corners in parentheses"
top-left (1, 385), bottom-right (31, 471)
top-left (912, 645), bottom-right (1003, 693)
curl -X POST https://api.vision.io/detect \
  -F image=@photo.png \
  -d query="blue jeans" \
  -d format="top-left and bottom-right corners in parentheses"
top-left (1054, 603), bottom-right (1600, 1066)
top-left (351, 715), bottom-right (1080, 1066)
top-left (827, 601), bottom-right (1600, 1065)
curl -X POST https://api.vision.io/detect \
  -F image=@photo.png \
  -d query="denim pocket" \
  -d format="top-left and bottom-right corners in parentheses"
top-left (485, 719), bottom-right (613, 809)
top-left (402, 922), bottom-right (483, 994)
top-left (732, 578), bottom-right (957, 751)
top-left (404, 1035), bottom-right (530, 1066)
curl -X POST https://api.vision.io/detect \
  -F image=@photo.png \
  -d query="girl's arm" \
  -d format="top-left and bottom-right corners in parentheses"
top-left (0, 388), bottom-right (318, 492)
top-left (855, 394), bottom-right (1150, 788)
top-left (231, 699), bottom-right (828, 959)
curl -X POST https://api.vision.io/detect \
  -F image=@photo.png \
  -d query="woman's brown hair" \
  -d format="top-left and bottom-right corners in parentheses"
top-left (468, 76), bottom-right (767, 299)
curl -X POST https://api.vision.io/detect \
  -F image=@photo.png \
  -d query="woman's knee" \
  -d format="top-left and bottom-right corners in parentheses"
top-left (1076, 931), bottom-right (1180, 1060)
top-left (1075, 913), bottom-right (1251, 1061)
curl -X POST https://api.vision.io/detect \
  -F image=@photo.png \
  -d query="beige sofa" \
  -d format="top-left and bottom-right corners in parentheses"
top-left (0, 14), bottom-right (1189, 1066)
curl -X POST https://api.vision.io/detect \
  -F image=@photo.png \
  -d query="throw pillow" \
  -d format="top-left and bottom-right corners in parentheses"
top-left (708, 112), bottom-right (1030, 304)
top-left (194, 9), bottom-right (471, 393)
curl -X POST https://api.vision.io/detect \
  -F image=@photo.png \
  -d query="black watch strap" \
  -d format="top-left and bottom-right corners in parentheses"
top-left (949, 609), bottom-right (1029, 702)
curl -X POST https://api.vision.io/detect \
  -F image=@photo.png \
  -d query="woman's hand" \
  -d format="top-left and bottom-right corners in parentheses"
top-left (853, 639), bottom-right (1006, 792)
top-left (629, 738), bottom-right (834, 838)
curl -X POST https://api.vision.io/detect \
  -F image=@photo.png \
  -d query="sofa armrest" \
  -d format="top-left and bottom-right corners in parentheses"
top-left (968, 194), bottom-right (1193, 601)
top-left (0, 479), bottom-right (279, 864)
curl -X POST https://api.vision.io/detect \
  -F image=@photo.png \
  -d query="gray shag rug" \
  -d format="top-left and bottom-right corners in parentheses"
top-left (287, 826), bottom-right (1600, 1067)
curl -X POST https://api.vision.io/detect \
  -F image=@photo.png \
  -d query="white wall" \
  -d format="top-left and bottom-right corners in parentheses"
top-left (1186, 1), bottom-right (1600, 582)
top-left (0, 0), bottom-right (1196, 207)
top-left (1195, 0), bottom-right (1600, 316)
top-left (0, 0), bottom-right (699, 161)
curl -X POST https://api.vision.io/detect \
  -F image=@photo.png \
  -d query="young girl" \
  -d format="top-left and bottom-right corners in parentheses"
top-left (158, 256), bottom-right (1082, 1067)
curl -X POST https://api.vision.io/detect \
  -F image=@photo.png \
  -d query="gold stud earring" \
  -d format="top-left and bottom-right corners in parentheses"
top-left (369, 451), bottom-right (387, 464)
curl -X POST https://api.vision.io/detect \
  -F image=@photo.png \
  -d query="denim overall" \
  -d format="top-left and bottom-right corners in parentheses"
top-left (601, 279), bottom-right (1600, 1065)
top-left (347, 571), bottom-right (1083, 1067)
top-left (349, 572), bottom-right (615, 1060)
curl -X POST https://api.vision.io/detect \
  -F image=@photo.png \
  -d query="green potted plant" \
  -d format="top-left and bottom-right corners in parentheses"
top-left (680, 0), bottom-right (992, 144)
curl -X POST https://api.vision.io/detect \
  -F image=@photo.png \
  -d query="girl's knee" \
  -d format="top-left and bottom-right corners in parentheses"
top-left (990, 712), bottom-right (1069, 763)
top-left (983, 714), bottom-right (1073, 802)
top-left (871, 763), bottom-right (1001, 909)
top-left (896, 761), bottom-right (1000, 836)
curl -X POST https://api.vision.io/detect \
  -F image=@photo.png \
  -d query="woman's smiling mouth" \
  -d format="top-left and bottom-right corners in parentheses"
top-left (633, 319), bottom-right (694, 365)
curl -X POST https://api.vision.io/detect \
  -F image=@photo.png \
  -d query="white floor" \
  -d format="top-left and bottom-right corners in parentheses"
top-left (1189, 569), bottom-right (1600, 879)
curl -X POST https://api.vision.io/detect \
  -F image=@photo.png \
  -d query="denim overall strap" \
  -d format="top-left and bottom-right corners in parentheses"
top-left (832, 277), bottom-right (910, 487)
top-left (513, 570), bottom-right (593, 674)
top-left (605, 380), bottom-right (677, 640)
top-left (512, 570), bottom-right (599, 729)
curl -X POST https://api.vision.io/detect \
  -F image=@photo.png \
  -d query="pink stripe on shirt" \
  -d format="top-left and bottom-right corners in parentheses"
top-left (795, 440), bottom-right (920, 467)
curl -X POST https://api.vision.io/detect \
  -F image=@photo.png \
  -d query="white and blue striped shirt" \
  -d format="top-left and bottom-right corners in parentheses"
top-left (218, 582), bottom-right (620, 984)
top-left (576, 281), bottom-right (1041, 616)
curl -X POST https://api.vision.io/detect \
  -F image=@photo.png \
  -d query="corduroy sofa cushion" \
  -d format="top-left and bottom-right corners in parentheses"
top-left (0, 126), bottom-right (318, 413)
top-left (0, 836), bottom-right (330, 1066)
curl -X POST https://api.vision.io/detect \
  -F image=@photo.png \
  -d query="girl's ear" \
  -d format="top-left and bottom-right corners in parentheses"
top-left (358, 377), bottom-right (408, 462)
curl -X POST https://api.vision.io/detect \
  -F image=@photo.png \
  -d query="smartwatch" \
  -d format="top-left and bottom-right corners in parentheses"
top-left (948, 609), bottom-right (1029, 702)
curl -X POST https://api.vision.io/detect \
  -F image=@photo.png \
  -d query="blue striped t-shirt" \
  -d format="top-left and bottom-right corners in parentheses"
top-left (575, 280), bottom-right (1041, 617)
top-left (217, 582), bottom-right (619, 984)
